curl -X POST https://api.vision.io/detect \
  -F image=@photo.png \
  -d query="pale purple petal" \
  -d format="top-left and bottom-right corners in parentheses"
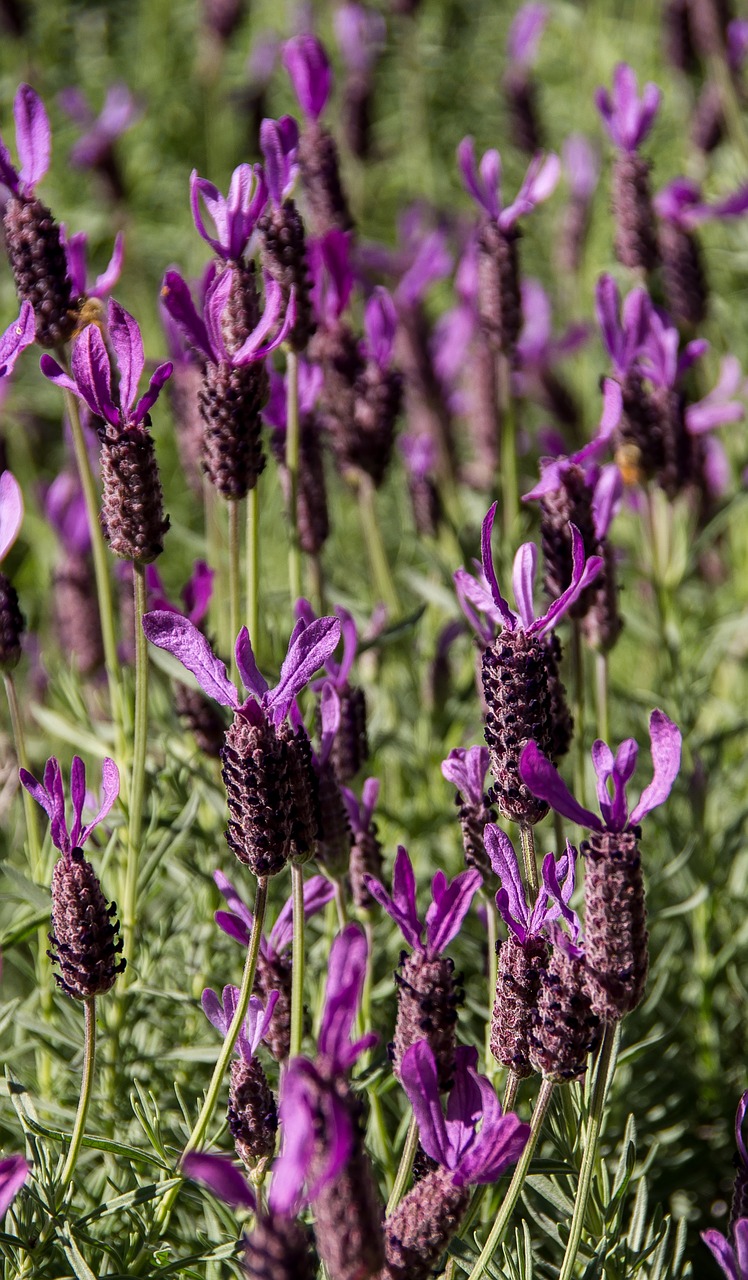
top-left (737, 1220), bottom-right (748, 1277)
top-left (592, 464), bottom-right (623, 539)
top-left (364, 846), bottom-right (422, 950)
top-left (500, 152), bottom-right (560, 228)
top-left (160, 271), bottom-right (213, 362)
top-left (457, 137), bottom-right (501, 220)
top-left (360, 777), bottom-right (379, 827)
top-left (628, 710), bottom-right (682, 825)
top-left (19, 765), bottom-right (56, 821)
top-left (318, 924), bottom-right (368, 1068)
top-left (70, 323), bottom-right (118, 425)
top-left (0, 470), bottom-right (24, 562)
top-left (0, 301), bottom-right (36, 379)
top-left (92, 232), bottom-right (125, 298)
top-left (519, 742), bottom-right (602, 830)
top-left (235, 626), bottom-right (269, 700)
top-left (508, 3), bottom-right (548, 66)
top-left (512, 542), bottom-right (537, 629)
top-left (454, 566), bottom-right (502, 645)
top-left (455, 1106), bottom-right (529, 1187)
top-left (441, 746), bottom-right (489, 807)
top-left (540, 847), bottom-right (581, 940)
top-left (283, 35), bottom-right (332, 120)
top-left (182, 1152), bottom-right (255, 1210)
top-left (333, 605), bottom-right (358, 686)
top-left (78, 757), bottom-right (120, 845)
top-left (201, 987), bottom-right (230, 1036)
top-left (265, 615), bottom-right (342, 724)
top-left (108, 299), bottom-right (145, 418)
top-left (445, 1046), bottom-right (481, 1162)
top-left (563, 133), bottom-right (599, 201)
top-left (364, 287), bottom-right (398, 369)
top-left (203, 268), bottom-right (233, 365)
top-left (244, 989), bottom-right (280, 1056)
top-left (532, 525), bottom-right (603, 635)
top-left (260, 117), bottom-right (298, 205)
top-left (232, 277), bottom-right (288, 363)
top-left (480, 503), bottom-right (516, 628)
top-left (399, 1040), bottom-right (450, 1165)
top-left (425, 868), bottom-right (482, 956)
top-left (736, 1092), bottom-right (748, 1168)
top-left (485, 825), bottom-right (530, 940)
top-left (142, 611), bottom-right (239, 708)
top-left (0, 1154), bottom-right (29, 1219)
top-left (701, 1230), bottom-right (740, 1280)
top-left (190, 172), bottom-right (228, 258)
top-left (15, 84), bottom-right (50, 190)
top-left (318, 681), bottom-right (341, 765)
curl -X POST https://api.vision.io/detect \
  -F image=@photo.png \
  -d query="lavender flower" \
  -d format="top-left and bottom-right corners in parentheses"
top-left (399, 432), bottom-right (441, 535)
top-left (384, 1039), bottom-right (529, 1280)
top-left (297, 598), bottom-right (369, 782)
top-left (42, 302), bottom-right (171, 563)
top-left (520, 710), bottom-right (682, 1019)
top-left (258, 116), bottom-right (316, 351)
top-left (59, 83), bottom-right (139, 200)
top-left (142, 612), bottom-right (340, 875)
top-left (20, 756), bottom-right (125, 999)
top-left (365, 845), bottom-right (481, 1088)
top-left (0, 1155), bottom-right (29, 1219)
top-left (0, 85), bottom-right (78, 345)
top-left (202, 986), bottom-right (279, 1167)
top-left (0, 468), bottom-right (25, 671)
top-left (595, 64), bottom-right (662, 270)
top-left (284, 34), bottom-right (354, 236)
top-left (341, 777), bottom-right (383, 908)
top-left (61, 228), bottom-right (124, 308)
top-left (46, 470), bottom-right (104, 676)
top-left (595, 274), bottom-right (659, 482)
top-left (515, 278), bottom-right (588, 428)
top-left (504, 4), bottom-right (548, 155)
top-left (264, 362), bottom-right (329, 553)
top-left (441, 745), bottom-right (496, 881)
top-left (190, 163), bottom-right (267, 265)
top-left (655, 177), bottom-right (748, 326)
top-left (334, 3), bottom-right (385, 159)
top-left (558, 134), bottom-right (600, 274)
top-left (702, 1221), bottom-right (748, 1280)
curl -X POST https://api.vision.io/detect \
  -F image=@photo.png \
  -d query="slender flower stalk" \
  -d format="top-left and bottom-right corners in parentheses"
top-left (246, 486), bottom-right (260, 647)
top-left (386, 1113), bottom-right (419, 1214)
top-left (286, 348), bottom-right (302, 604)
top-left (290, 862), bottom-right (305, 1058)
top-left (227, 496), bottom-right (242, 677)
top-left (122, 563), bottom-right (148, 971)
top-left (358, 470), bottom-right (399, 614)
top-left (59, 997), bottom-right (96, 1191)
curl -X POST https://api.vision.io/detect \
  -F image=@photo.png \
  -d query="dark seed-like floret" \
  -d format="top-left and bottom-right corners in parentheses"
top-left (482, 628), bottom-right (554, 825)
top-left (228, 1055), bottom-right (278, 1167)
top-left (220, 714), bottom-right (293, 877)
top-left (477, 220), bottom-right (522, 358)
top-left (529, 943), bottom-right (601, 1081)
top-left (3, 195), bottom-right (78, 347)
top-left (244, 1214), bottom-right (318, 1280)
top-left (0, 571), bottom-right (24, 673)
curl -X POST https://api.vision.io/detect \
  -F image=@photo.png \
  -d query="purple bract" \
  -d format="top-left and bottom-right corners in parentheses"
top-left (162, 265), bottom-right (294, 367)
top-left (484, 824), bottom-right (580, 944)
top-left (0, 470), bottom-right (24, 564)
top-left (62, 229), bottom-right (124, 301)
top-left (145, 560), bottom-right (214, 629)
top-left (0, 1154), bottom-right (29, 1220)
top-left (595, 63), bottom-right (661, 152)
top-left (364, 845), bottom-right (481, 957)
top-left (190, 164), bottom-right (267, 261)
top-left (201, 986), bottom-right (279, 1063)
top-left (441, 745), bottom-right (490, 809)
top-left (0, 302), bottom-right (36, 379)
top-left (19, 755), bottom-right (119, 855)
top-left (701, 1221), bottom-right (748, 1280)
top-left (458, 137), bottom-right (560, 227)
top-left (283, 34), bottom-right (332, 121)
top-left (214, 867), bottom-right (334, 956)
top-left (260, 116), bottom-right (299, 207)
top-left (0, 84), bottom-right (51, 197)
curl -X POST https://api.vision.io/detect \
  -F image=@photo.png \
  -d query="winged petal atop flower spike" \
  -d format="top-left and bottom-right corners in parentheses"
top-left (264, 615), bottom-right (341, 724)
top-left (629, 710), bottom-right (681, 825)
top-left (457, 138), bottom-right (502, 221)
top-left (15, 84), bottom-right (51, 192)
top-left (501, 152), bottom-right (560, 227)
top-left (595, 274), bottom-right (652, 379)
top-left (190, 163), bottom-right (267, 261)
top-left (0, 470), bottom-right (24, 563)
top-left (519, 741), bottom-right (602, 830)
top-left (318, 924), bottom-right (376, 1071)
top-left (0, 302), bottom-right (35, 379)
top-left (272, 1061), bottom-right (351, 1214)
top-left (364, 287), bottom-right (398, 369)
top-left (401, 1040), bottom-right (451, 1165)
top-left (160, 270), bottom-right (213, 360)
top-left (686, 356), bottom-right (747, 435)
top-left (364, 845), bottom-right (423, 950)
top-left (595, 63), bottom-right (661, 152)
top-left (701, 1221), bottom-right (748, 1280)
top-left (260, 116), bottom-right (299, 206)
top-left (269, 875), bottom-right (335, 954)
top-left (0, 1153), bottom-right (29, 1220)
top-left (283, 34), bottom-right (332, 121)
top-left (20, 756), bottom-right (120, 855)
top-left (182, 1151), bottom-right (256, 1211)
top-left (425, 868), bottom-right (481, 955)
top-left (202, 986), bottom-right (279, 1061)
top-left (441, 746), bottom-right (490, 808)
top-left (142, 612), bottom-right (240, 708)
top-left (480, 502), bottom-right (517, 628)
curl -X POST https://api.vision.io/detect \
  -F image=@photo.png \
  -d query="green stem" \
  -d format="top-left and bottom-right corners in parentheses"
top-left (708, 53), bottom-right (748, 165)
top-left (309, 551), bottom-right (325, 615)
top-left (485, 894), bottom-right (498, 1075)
top-left (466, 1077), bottom-right (556, 1280)
top-left (246, 486), bottom-right (260, 649)
top-left (333, 879), bottom-right (348, 929)
top-left (290, 864), bottom-right (305, 1060)
top-left (557, 1024), bottom-right (619, 1280)
top-left (357, 472), bottom-right (400, 616)
top-left (286, 349), bottom-right (302, 606)
top-left (502, 1071), bottom-right (521, 1115)
top-left (595, 652), bottom-right (609, 746)
top-left (519, 823), bottom-right (538, 900)
top-left (122, 562), bottom-right (149, 975)
top-left (498, 355), bottom-right (518, 542)
top-left (386, 1114), bottom-right (419, 1215)
top-left (59, 998), bottom-right (96, 1191)
top-left (228, 499), bottom-right (242, 672)
top-left (4, 673), bottom-right (41, 872)
top-left (570, 620), bottom-right (585, 803)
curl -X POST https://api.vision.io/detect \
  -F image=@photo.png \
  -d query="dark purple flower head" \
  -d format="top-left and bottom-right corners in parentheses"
top-left (260, 116), bottom-right (299, 207)
top-left (0, 302), bottom-right (36, 380)
top-left (44, 470), bottom-right (90, 557)
top-left (296, 598), bottom-right (359, 693)
top-left (341, 775), bottom-right (379, 834)
top-left (0, 1154), bottom-right (29, 1219)
top-left (182, 1151), bottom-right (257, 1212)
top-left (308, 230), bottom-right (355, 324)
top-left (145, 559), bottom-right (214, 628)
top-left (484, 824), bottom-right (580, 943)
top-left (519, 709), bottom-right (681, 834)
top-left (400, 1040), bottom-right (530, 1187)
top-left (563, 133), bottom-right (599, 203)
top-left (190, 164), bottom-right (268, 263)
top-left (161, 265), bottom-right (294, 366)
top-left (283, 34), bottom-right (332, 122)
top-left (399, 432), bottom-right (438, 481)
top-left (655, 177), bottom-right (748, 228)
top-left (214, 867), bottom-right (334, 956)
top-left (507, 3), bottom-right (548, 67)
top-left (334, 3), bottom-right (386, 74)
top-left (702, 1221), bottom-right (748, 1280)
top-left (202, 985), bottom-right (279, 1063)
top-left (59, 83), bottom-right (139, 169)
top-left (19, 755), bottom-right (119, 856)
top-left (457, 138), bottom-right (560, 227)
top-left (364, 287), bottom-right (398, 369)
top-left (0, 84), bottom-right (51, 198)
top-left (686, 356), bottom-right (747, 437)
top-left (364, 845), bottom-right (481, 957)
top-left (595, 63), bottom-right (661, 153)
top-left (40, 301), bottom-right (173, 431)
top-left (595, 274), bottom-right (651, 379)
top-left (441, 746), bottom-right (490, 809)
top-left (456, 502), bottom-right (603, 642)
top-left (0, 470), bottom-right (24, 564)
top-left (62, 229), bottom-right (124, 301)
top-left (142, 611), bottom-right (340, 728)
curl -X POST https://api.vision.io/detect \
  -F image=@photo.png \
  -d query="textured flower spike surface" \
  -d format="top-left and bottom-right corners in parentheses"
top-left (298, 597), bottom-right (369, 782)
top-left (41, 301), bottom-right (172, 564)
top-left (161, 265), bottom-right (294, 500)
top-left (258, 115), bottom-right (316, 350)
top-left (441, 745), bottom-right (496, 882)
top-left (202, 987), bottom-right (279, 1169)
top-left (142, 612), bottom-right (340, 875)
top-left (0, 469), bottom-right (27, 672)
top-left (273, 924), bottom-right (385, 1280)
top-left (383, 1040), bottom-right (530, 1280)
top-left (0, 1155), bottom-right (29, 1221)
top-left (0, 85), bottom-right (78, 345)
top-left (215, 868), bottom-right (334, 1060)
top-left (595, 63), bottom-right (662, 271)
top-left (284, 34), bottom-right (354, 236)
top-left (730, 1092), bottom-right (748, 1235)
top-left (457, 136), bottom-right (559, 356)
top-left (520, 709), bottom-right (681, 1020)
top-left (655, 177), bottom-right (748, 326)
top-left (19, 756), bottom-right (124, 1000)
top-left (365, 846), bottom-right (481, 1088)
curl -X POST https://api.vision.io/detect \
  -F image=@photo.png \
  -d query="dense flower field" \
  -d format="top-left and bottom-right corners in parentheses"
top-left (1, 0), bottom-right (748, 1277)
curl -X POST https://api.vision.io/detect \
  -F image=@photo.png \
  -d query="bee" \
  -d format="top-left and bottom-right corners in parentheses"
top-left (71, 295), bottom-right (107, 338)
top-left (615, 442), bottom-right (645, 487)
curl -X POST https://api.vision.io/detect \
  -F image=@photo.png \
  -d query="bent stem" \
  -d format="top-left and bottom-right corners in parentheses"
top-left (519, 823), bottom-right (538, 900)
top-left (357, 472), bottom-right (400, 616)
top-left (290, 863), bottom-right (305, 1059)
top-left (286, 348), bottom-right (302, 605)
top-left (122, 562), bottom-right (149, 975)
top-left (246, 486), bottom-right (260, 651)
top-left (386, 1113), bottom-right (419, 1215)
top-left (466, 1077), bottom-right (556, 1280)
top-left (557, 1023), bottom-right (619, 1280)
top-left (59, 997), bottom-right (96, 1192)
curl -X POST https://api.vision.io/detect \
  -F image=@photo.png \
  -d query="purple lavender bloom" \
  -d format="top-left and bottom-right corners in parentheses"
top-left (484, 824), bottom-right (580, 943)
top-left (190, 165), bottom-right (267, 262)
top-left (161, 266), bottom-right (294, 368)
top-left (182, 1150), bottom-right (257, 1210)
top-left (62, 229), bottom-right (124, 301)
top-left (202, 985), bottom-right (279, 1062)
top-left (686, 355), bottom-right (746, 436)
top-left (260, 116), bottom-right (299, 207)
top-left (334, 3), bottom-right (385, 74)
top-left (594, 63), bottom-right (661, 152)
top-left (563, 133), bottom-right (599, 202)
top-left (400, 1039), bottom-right (529, 1186)
top-left (728, 19), bottom-right (748, 71)
top-left (20, 755), bottom-right (119, 854)
top-left (595, 274), bottom-right (652, 381)
top-left (636, 308), bottom-right (708, 391)
top-left (507, 3), bottom-right (548, 67)
top-left (655, 177), bottom-right (748, 227)
top-left (441, 746), bottom-right (490, 810)
top-left (308, 228), bottom-right (355, 326)
top-left (0, 302), bottom-right (35, 379)
top-left (340, 775), bottom-right (379, 836)
top-left (516, 279), bottom-right (588, 374)
top-left (141, 610), bottom-right (340, 727)
top-left (395, 225), bottom-right (453, 310)
top-left (364, 845), bottom-right (481, 958)
top-left (263, 360), bottom-right (323, 433)
top-left (0, 470), bottom-right (24, 565)
top-left (40, 300), bottom-right (173, 429)
top-left (0, 84), bottom-right (51, 197)
top-left (702, 1221), bottom-right (748, 1280)
top-left (519, 709), bottom-right (681, 834)
top-left (59, 83), bottom-right (139, 170)
top-left (283, 34), bottom-right (333, 121)
top-left (0, 1154), bottom-right (29, 1219)
top-left (399, 431), bottom-right (438, 481)
top-left (214, 868), bottom-right (334, 955)
top-left (145, 560), bottom-right (214, 628)
top-left (296, 597), bottom-right (360, 694)
top-left (44, 469), bottom-right (91, 557)
top-left (457, 138), bottom-right (560, 227)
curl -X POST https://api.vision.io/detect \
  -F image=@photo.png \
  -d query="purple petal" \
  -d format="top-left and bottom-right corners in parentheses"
top-left (360, 776), bottom-right (379, 828)
top-left (70, 323), bottom-right (118, 425)
top-left (202, 268), bottom-right (232, 365)
top-left (441, 746), bottom-right (489, 808)
top-left (445, 1046), bottom-right (482, 1162)
top-left (19, 764), bottom-right (55, 820)
top-left (512, 542), bottom-right (537, 629)
top-left (244, 989), bottom-right (280, 1056)
top-left (108, 299), bottom-right (144, 418)
top-left (39, 354), bottom-right (80, 399)
top-left (271, 1069), bottom-right (319, 1215)
top-left (540, 847), bottom-right (581, 940)
top-left (736, 1092), bottom-right (748, 1168)
top-left (269, 873), bottom-right (335, 953)
top-left (480, 503), bottom-right (516, 628)
top-left (182, 1152), bottom-right (255, 1210)
top-left (591, 464), bottom-right (623, 540)
top-left (701, 1230), bottom-right (740, 1280)
top-left (737, 1220), bottom-right (748, 1278)
top-left (364, 287), bottom-right (398, 369)
top-left (454, 566), bottom-right (502, 646)
top-left (235, 626), bottom-right (269, 700)
top-left (0, 1154), bottom-right (29, 1219)
top-left (0, 301), bottom-right (36, 379)
top-left (507, 3), bottom-right (548, 66)
top-left (265, 615), bottom-right (342, 725)
top-left (260, 117), bottom-right (298, 205)
top-left (519, 742), bottom-right (602, 830)
top-left (283, 35), bottom-right (332, 120)
top-left (201, 987), bottom-right (229, 1036)
top-left (15, 84), bottom-right (50, 191)
top-left (0, 470), bottom-right (24, 562)
top-left (181, 560), bottom-right (214, 626)
top-left (425, 868), bottom-right (482, 956)
top-left (318, 924), bottom-right (368, 1068)
top-left (214, 909), bottom-right (251, 947)
top-left (190, 172), bottom-right (229, 258)
top-left (563, 133), bottom-right (599, 202)
top-left (484, 825), bottom-right (529, 940)
top-left (595, 274), bottom-right (623, 368)
top-left (455, 1107), bottom-right (530, 1187)
top-left (133, 360), bottom-right (172, 424)
top-left (629, 710), bottom-right (681, 826)
top-left (457, 137), bottom-right (501, 220)
top-left (399, 1040), bottom-right (450, 1165)
top-left (232, 276), bottom-right (287, 363)
top-left (333, 606), bottom-right (358, 686)
top-left (91, 232), bottom-right (125, 298)
top-left (532, 525), bottom-right (603, 635)
top-left (364, 847), bottom-right (422, 951)
top-left (0, 134), bottom-right (19, 195)
top-left (160, 271), bottom-right (213, 362)
top-left (43, 757), bottom-right (68, 852)
top-left (318, 681), bottom-right (341, 765)
top-left (142, 611), bottom-right (239, 709)
top-left (78, 757), bottom-right (120, 846)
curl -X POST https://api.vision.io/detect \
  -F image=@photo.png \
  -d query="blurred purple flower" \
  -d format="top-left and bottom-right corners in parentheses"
top-left (655, 177), bottom-right (748, 228)
top-left (457, 138), bottom-right (560, 226)
top-left (283, 34), bottom-right (332, 121)
top-left (59, 83), bottom-right (139, 170)
top-left (563, 133), bottom-right (599, 202)
top-left (44, 469), bottom-right (90, 557)
top-left (260, 116), bottom-right (299, 207)
top-left (0, 302), bottom-right (35, 379)
top-left (507, 3), bottom-right (548, 67)
top-left (0, 1154), bottom-right (29, 1219)
top-left (334, 3), bottom-right (386, 74)
top-left (61, 228), bottom-right (124, 300)
top-left (595, 274), bottom-right (652, 379)
top-left (595, 63), bottom-right (661, 152)
top-left (201, 985), bottom-right (279, 1063)
top-left (0, 84), bottom-right (51, 197)
top-left (145, 560), bottom-right (214, 628)
top-left (702, 1220), bottom-right (748, 1280)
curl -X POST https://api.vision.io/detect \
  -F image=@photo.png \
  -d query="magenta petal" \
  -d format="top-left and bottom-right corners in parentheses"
top-left (235, 626), bottom-right (269, 700)
top-left (425, 869), bottom-right (482, 956)
top-left (161, 270), bottom-right (213, 362)
top-left (93, 232), bottom-right (125, 298)
top-left (455, 1109), bottom-right (530, 1186)
top-left (0, 1153), bottom-right (29, 1219)
top-left (134, 360), bottom-right (172, 424)
top-left (182, 1152), bottom-right (255, 1210)
top-left (68, 756), bottom-right (87, 847)
top-left (142, 611), bottom-right (239, 709)
top-left (480, 503), bottom-right (516, 627)
top-left (444, 1045), bottom-right (481, 1162)
top-left (457, 137), bottom-right (501, 220)
top-left (270, 874), bottom-right (335, 954)
top-left (283, 34), bottom-right (332, 121)
top-left (15, 84), bottom-right (50, 191)
top-left (214, 909), bottom-right (251, 947)
top-left (628, 710), bottom-right (681, 826)
top-left (0, 470), bottom-right (24, 562)
top-left (701, 1229), bottom-right (740, 1280)
top-left (266, 615), bottom-right (341, 725)
top-left (399, 1040), bottom-right (450, 1166)
top-left (79, 757), bottom-right (120, 845)
top-left (318, 682), bottom-right (341, 765)
top-left (519, 741), bottom-right (601, 829)
top-left (484, 825), bottom-right (529, 938)
top-left (108, 299), bottom-right (145, 418)
top-left (512, 542), bottom-right (537, 629)
top-left (318, 924), bottom-right (368, 1067)
top-left (201, 987), bottom-right (229, 1036)
top-left (364, 287), bottom-right (398, 369)
top-left (71, 323), bottom-right (118, 425)
top-left (334, 606), bottom-right (358, 686)
top-left (0, 301), bottom-right (35, 379)
top-left (272, 1068), bottom-right (317, 1213)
